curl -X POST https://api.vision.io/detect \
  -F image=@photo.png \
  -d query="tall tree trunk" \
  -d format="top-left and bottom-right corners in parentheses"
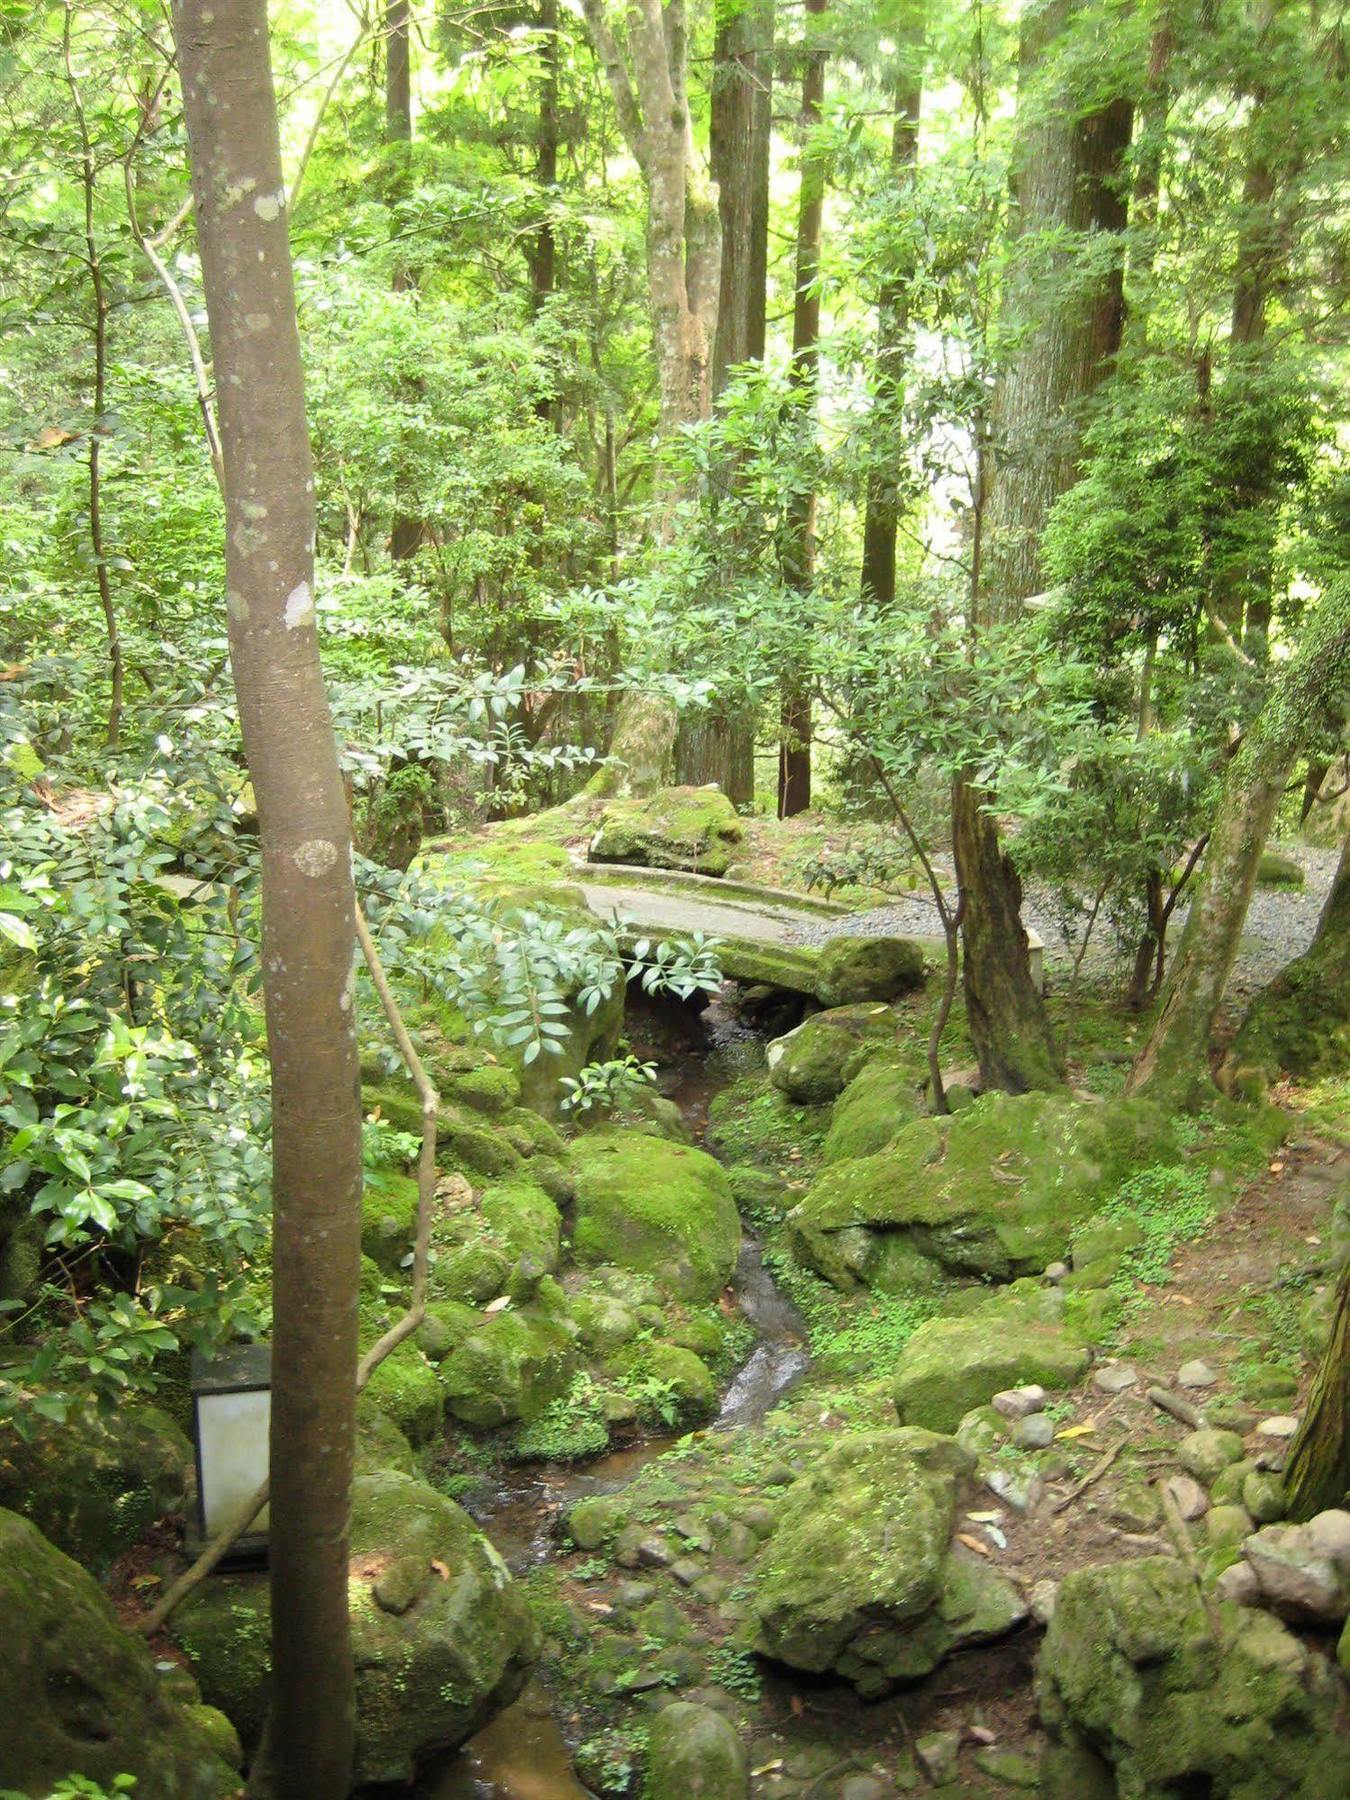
top-left (1221, 832), bottom-right (1350, 1089)
top-left (176, 6), bottom-right (364, 1794)
top-left (710, 0), bottom-right (772, 392)
top-left (386, 0), bottom-right (424, 560)
top-left (676, 0), bottom-right (773, 805)
top-left (530, 0), bottom-right (560, 337)
top-left (954, 0), bottom-right (1132, 1093)
top-left (859, 53), bottom-right (922, 610)
top-left (1283, 1254), bottom-right (1350, 1520)
top-left (1127, 581), bottom-right (1350, 1101)
top-left (778, 0), bottom-right (827, 820)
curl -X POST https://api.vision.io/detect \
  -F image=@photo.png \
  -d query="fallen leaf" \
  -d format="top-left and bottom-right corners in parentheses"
top-left (985, 1525), bottom-right (1008, 1549)
top-left (957, 1533), bottom-right (992, 1556)
top-left (484, 1295), bottom-right (512, 1314)
top-left (1269, 1161), bottom-right (1285, 1174)
top-left (790, 1696), bottom-right (804, 1717)
top-left (966, 1725), bottom-right (997, 1745)
top-left (430, 1559), bottom-right (450, 1581)
top-left (751, 1761), bottom-right (784, 1777)
top-left (966, 1510), bottom-right (1003, 1523)
top-left (1057, 1423), bottom-right (1097, 1440)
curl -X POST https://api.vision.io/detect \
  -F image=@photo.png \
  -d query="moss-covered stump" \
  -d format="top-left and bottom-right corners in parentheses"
top-left (0, 1508), bottom-right (237, 1798)
top-left (1036, 1557), bottom-right (1344, 1799)
top-left (751, 1430), bottom-right (1026, 1697)
top-left (174, 1470), bottom-right (539, 1787)
top-left (440, 1286), bottom-right (579, 1427)
top-left (792, 1090), bottom-right (1177, 1285)
top-left (891, 1291), bottom-right (1092, 1433)
top-left (645, 1701), bottom-right (749, 1800)
top-left (0, 1404), bottom-right (191, 1576)
top-left (815, 934), bottom-right (927, 1007)
top-left (766, 1003), bottom-right (899, 1105)
top-left (571, 1130), bottom-right (741, 1302)
top-left (587, 785), bottom-right (743, 877)
top-left (821, 1052), bottom-right (924, 1164)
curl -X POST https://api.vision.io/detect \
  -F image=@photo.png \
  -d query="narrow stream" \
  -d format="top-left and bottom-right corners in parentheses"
top-left (423, 995), bottom-right (810, 1799)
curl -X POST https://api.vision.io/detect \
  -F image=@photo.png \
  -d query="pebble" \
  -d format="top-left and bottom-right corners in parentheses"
top-left (635, 1535), bottom-right (675, 1569)
top-left (915, 1730), bottom-right (961, 1785)
top-left (1177, 1360), bottom-right (1218, 1388)
top-left (1029, 1578), bottom-right (1058, 1624)
top-left (1242, 1470), bottom-right (1287, 1524)
top-left (838, 1778), bottom-right (891, 1800)
top-left (1305, 1509), bottom-right (1350, 1568)
top-left (985, 1467), bottom-right (1046, 1513)
top-left (1044, 1261), bottom-right (1069, 1285)
top-left (1011, 1413), bottom-right (1056, 1450)
top-left (1243, 1521), bottom-right (1350, 1623)
top-left (1164, 1474), bottom-right (1209, 1521)
top-left (670, 1557), bottom-right (704, 1587)
top-left (1093, 1363), bottom-right (1140, 1394)
top-left (1177, 1428), bottom-right (1245, 1484)
top-left (992, 1385), bottom-right (1047, 1420)
top-left (1257, 1415), bottom-right (1300, 1439)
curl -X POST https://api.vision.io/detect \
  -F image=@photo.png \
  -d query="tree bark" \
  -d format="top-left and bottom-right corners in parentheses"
top-left (778, 0), bottom-right (827, 820)
top-left (859, 53), bottom-right (922, 610)
top-left (954, 0), bottom-right (1131, 1093)
top-left (1222, 832), bottom-right (1350, 1089)
top-left (176, 5), bottom-right (364, 1793)
top-left (710, 0), bottom-right (771, 392)
top-left (1127, 580), bottom-right (1350, 1101)
top-left (385, 0), bottom-right (411, 146)
top-left (1284, 1254), bottom-right (1350, 1520)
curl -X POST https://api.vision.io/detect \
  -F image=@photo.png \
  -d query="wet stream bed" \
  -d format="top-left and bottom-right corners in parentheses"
top-left (422, 996), bottom-right (812, 1798)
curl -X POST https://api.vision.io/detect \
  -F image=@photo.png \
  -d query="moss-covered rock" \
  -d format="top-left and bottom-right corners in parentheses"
top-left (439, 1299), bottom-right (579, 1427)
top-left (361, 1343), bottom-right (446, 1445)
top-left (612, 1341), bottom-right (716, 1423)
top-left (0, 1508), bottom-right (237, 1798)
top-left (892, 1293), bottom-right (1091, 1433)
top-left (645, 1701), bottom-right (749, 1800)
top-left (815, 934), bottom-right (927, 1007)
top-left (174, 1470), bottom-right (539, 1786)
top-left (588, 785), bottom-right (743, 877)
top-left (571, 1130), bottom-right (741, 1302)
top-left (426, 1177), bottom-right (562, 1307)
top-left (362, 1170), bottom-right (421, 1276)
top-left (793, 1090), bottom-right (1177, 1285)
top-left (822, 1052), bottom-right (924, 1164)
top-left (1256, 848), bottom-right (1305, 888)
top-left (1036, 1557), bottom-right (1344, 1799)
top-left (706, 1073), bottom-right (830, 1170)
top-left (751, 1430), bottom-right (1023, 1696)
top-left (414, 1298), bottom-right (482, 1362)
top-left (0, 1404), bottom-right (191, 1576)
top-left (767, 1003), bottom-right (898, 1105)
top-left (355, 1397), bottom-right (418, 1476)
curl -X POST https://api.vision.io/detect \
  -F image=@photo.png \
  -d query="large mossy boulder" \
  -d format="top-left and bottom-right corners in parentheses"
top-left (752, 1430), bottom-right (1026, 1696)
top-left (645, 1701), bottom-right (749, 1800)
top-left (766, 1003), bottom-right (898, 1105)
top-left (588, 784), bottom-right (743, 877)
top-left (571, 1130), bottom-right (740, 1302)
top-left (792, 1090), bottom-right (1177, 1284)
top-left (1036, 1557), bottom-right (1344, 1799)
top-left (439, 1289), bottom-right (579, 1427)
top-left (815, 934), bottom-right (927, 1007)
top-left (0, 1508), bottom-right (238, 1798)
top-left (0, 1404), bottom-right (192, 1576)
top-left (427, 1177), bottom-right (563, 1307)
top-left (821, 1052), bottom-right (924, 1164)
top-left (891, 1290), bottom-right (1092, 1433)
top-left (174, 1470), bottom-right (539, 1787)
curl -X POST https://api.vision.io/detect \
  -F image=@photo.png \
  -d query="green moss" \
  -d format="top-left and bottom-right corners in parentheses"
top-left (361, 1345), bottom-right (445, 1445)
top-left (892, 1291), bottom-right (1091, 1433)
top-left (611, 1340), bottom-right (716, 1423)
top-left (588, 785), bottom-right (744, 877)
top-left (794, 1091), bottom-right (1179, 1285)
top-left (570, 1129), bottom-right (741, 1302)
top-left (816, 934), bottom-right (927, 1006)
top-left (822, 1052), bottom-right (924, 1164)
top-left (767, 1003), bottom-right (899, 1104)
top-left (362, 1170), bottom-right (421, 1276)
top-left (440, 1303), bottom-right (579, 1426)
top-left (0, 1508), bottom-right (239, 1798)
top-left (706, 1072), bottom-right (830, 1172)
top-left (1257, 848), bottom-right (1305, 888)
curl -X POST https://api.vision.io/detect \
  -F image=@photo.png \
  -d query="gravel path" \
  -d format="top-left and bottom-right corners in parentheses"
top-left (784, 842), bottom-right (1340, 997)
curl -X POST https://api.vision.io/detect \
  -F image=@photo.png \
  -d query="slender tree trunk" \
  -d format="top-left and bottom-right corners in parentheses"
top-left (1222, 832), bottom-right (1350, 1088)
top-left (954, 0), bottom-right (1131, 1093)
top-left (1284, 1255), bottom-right (1350, 1520)
top-left (385, 0), bottom-right (411, 147)
top-left (778, 0), bottom-right (827, 820)
top-left (63, 11), bottom-right (124, 748)
top-left (176, 6), bottom-right (364, 1794)
top-left (859, 54), bottom-right (922, 609)
top-left (530, 0), bottom-right (560, 337)
top-left (1127, 581), bottom-right (1350, 1101)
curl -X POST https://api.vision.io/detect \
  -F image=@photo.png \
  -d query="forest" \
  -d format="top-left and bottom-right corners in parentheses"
top-left (0, 0), bottom-right (1349, 1794)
